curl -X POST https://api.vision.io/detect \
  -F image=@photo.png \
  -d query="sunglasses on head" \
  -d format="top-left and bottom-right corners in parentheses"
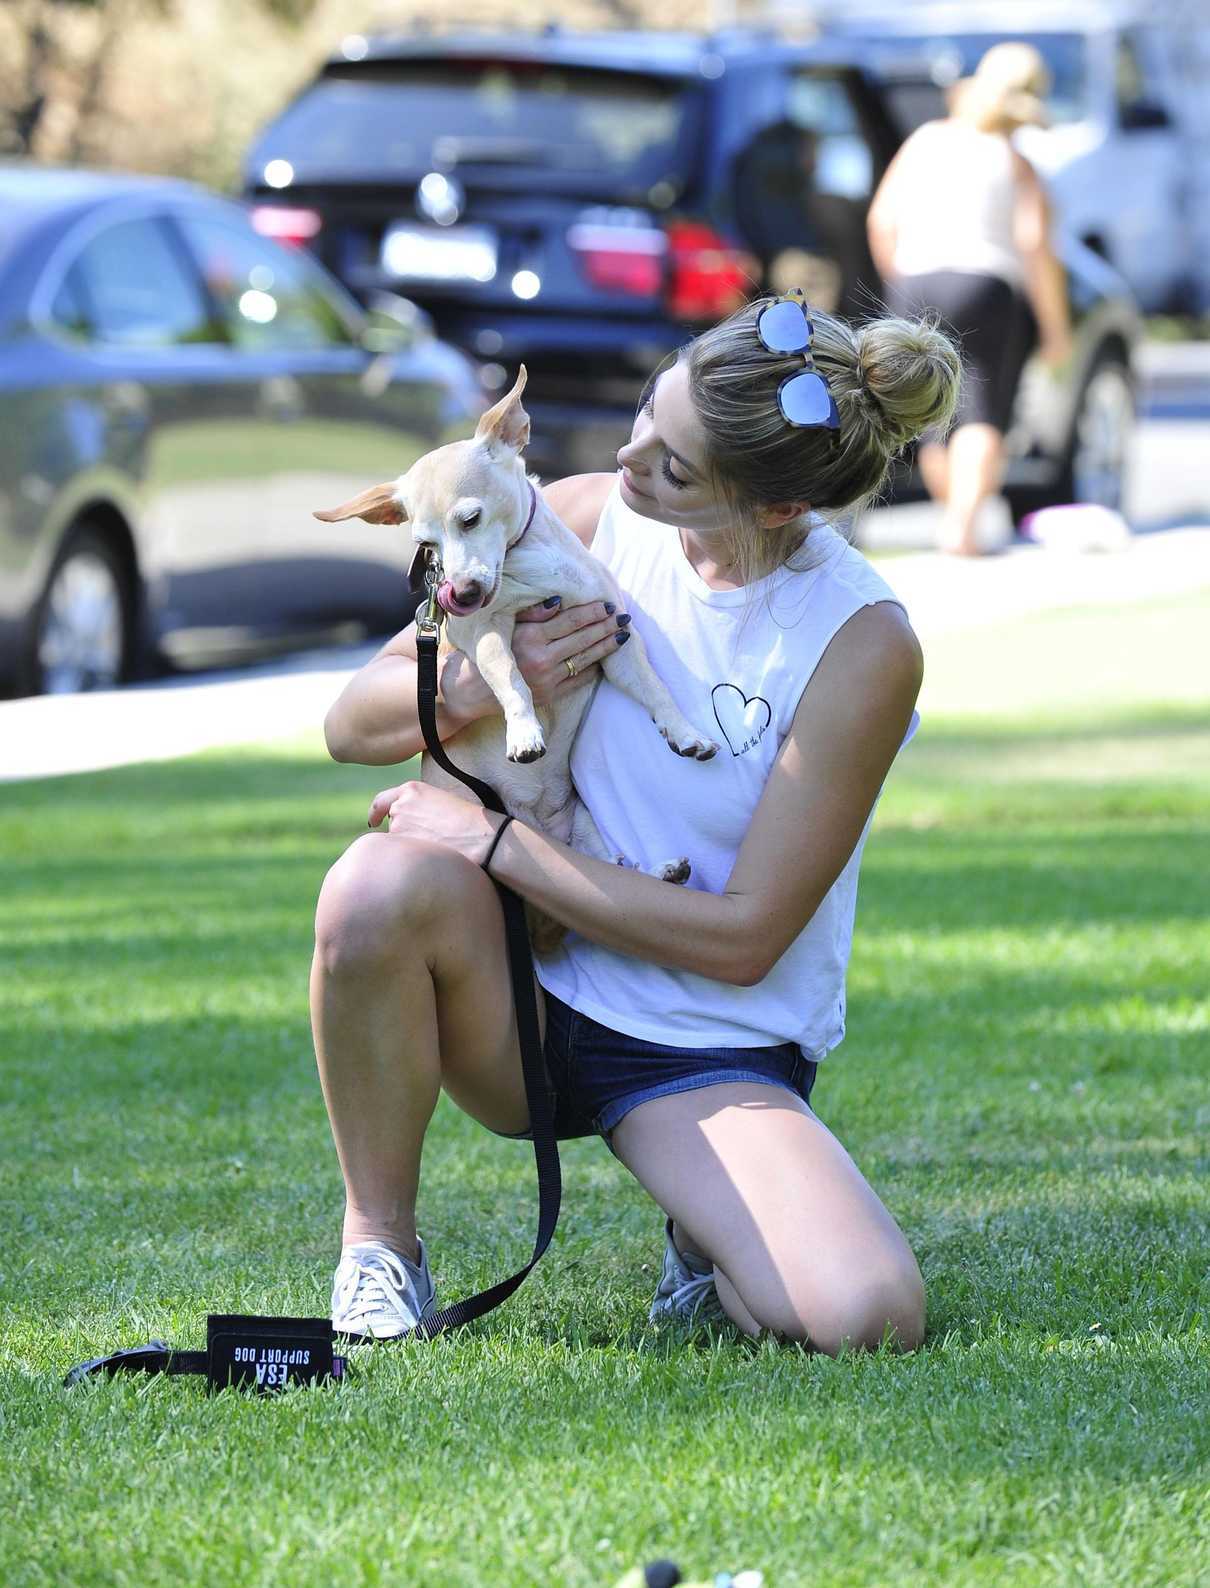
top-left (756, 295), bottom-right (841, 436)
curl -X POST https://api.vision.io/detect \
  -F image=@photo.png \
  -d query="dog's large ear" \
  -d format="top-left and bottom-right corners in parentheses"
top-left (475, 364), bottom-right (530, 454)
top-left (313, 482), bottom-right (407, 524)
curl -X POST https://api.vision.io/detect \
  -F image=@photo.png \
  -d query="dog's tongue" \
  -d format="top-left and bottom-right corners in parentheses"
top-left (436, 580), bottom-right (483, 617)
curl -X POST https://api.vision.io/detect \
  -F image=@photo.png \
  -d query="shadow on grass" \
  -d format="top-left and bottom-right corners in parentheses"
top-left (861, 826), bottom-right (1210, 929)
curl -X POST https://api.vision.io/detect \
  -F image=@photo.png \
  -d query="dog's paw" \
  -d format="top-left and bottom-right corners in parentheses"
top-left (654, 857), bottom-right (692, 885)
top-left (506, 724), bottom-right (547, 764)
top-left (658, 722), bottom-right (720, 761)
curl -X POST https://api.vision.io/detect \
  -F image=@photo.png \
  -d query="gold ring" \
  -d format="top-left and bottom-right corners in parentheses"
top-left (564, 657), bottom-right (578, 680)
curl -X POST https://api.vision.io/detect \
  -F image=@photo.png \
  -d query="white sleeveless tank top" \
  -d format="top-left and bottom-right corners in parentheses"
top-left (534, 480), bottom-right (918, 1060)
top-left (890, 119), bottom-right (1025, 289)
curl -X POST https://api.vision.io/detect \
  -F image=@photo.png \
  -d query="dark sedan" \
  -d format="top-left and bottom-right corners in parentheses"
top-left (0, 166), bottom-right (485, 696)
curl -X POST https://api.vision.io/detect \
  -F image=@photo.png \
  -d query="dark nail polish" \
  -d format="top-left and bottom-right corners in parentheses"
top-left (615, 629), bottom-right (630, 645)
top-left (616, 612), bottom-right (632, 627)
top-left (543, 595), bottom-right (561, 609)
top-left (603, 601), bottom-right (616, 615)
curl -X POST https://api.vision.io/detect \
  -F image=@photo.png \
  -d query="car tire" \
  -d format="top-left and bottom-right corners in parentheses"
top-left (24, 524), bottom-right (137, 696)
top-left (1058, 354), bottom-right (1136, 512)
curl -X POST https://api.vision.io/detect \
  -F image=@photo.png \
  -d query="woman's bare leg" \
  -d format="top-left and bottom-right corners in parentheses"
top-left (939, 422), bottom-right (1006, 556)
top-left (311, 832), bottom-right (537, 1260)
top-left (611, 1083), bottom-right (925, 1354)
top-left (916, 439), bottom-right (950, 503)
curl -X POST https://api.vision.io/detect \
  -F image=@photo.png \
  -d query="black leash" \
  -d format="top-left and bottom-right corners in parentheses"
top-left (408, 555), bottom-right (562, 1337)
top-left (65, 558), bottom-right (559, 1389)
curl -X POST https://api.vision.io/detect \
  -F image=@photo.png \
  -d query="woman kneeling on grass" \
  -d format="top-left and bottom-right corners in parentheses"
top-left (314, 292), bottom-right (960, 1353)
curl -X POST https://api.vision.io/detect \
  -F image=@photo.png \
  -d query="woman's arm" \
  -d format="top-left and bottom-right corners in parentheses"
top-left (866, 128), bottom-right (928, 282)
top-left (1012, 151), bottom-right (1073, 366)
top-left (323, 472), bottom-right (619, 765)
top-left (323, 622), bottom-right (489, 765)
top-left (375, 602), bottom-right (923, 985)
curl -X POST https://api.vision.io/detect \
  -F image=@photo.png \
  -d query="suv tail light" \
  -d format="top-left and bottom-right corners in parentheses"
top-left (250, 206), bottom-right (323, 248)
top-left (664, 220), bottom-right (755, 323)
top-left (567, 221), bottom-right (666, 297)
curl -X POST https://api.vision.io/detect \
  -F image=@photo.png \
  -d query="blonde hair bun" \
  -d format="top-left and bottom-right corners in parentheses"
top-left (684, 297), bottom-right (963, 574)
top-left (854, 316), bottom-right (962, 452)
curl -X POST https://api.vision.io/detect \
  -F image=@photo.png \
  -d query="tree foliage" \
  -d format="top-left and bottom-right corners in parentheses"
top-left (0, 0), bottom-right (325, 166)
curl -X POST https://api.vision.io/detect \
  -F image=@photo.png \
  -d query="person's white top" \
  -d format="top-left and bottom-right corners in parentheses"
top-left (535, 479), bottom-right (918, 1061)
top-left (889, 118), bottom-right (1025, 289)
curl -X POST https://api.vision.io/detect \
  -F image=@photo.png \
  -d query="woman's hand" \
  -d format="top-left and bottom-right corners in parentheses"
top-left (444, 597), bottom-right (630, 721)
top-left (513, 595), bottom-right (629, 703)
top-left (368, 780), bottom-right (504, 865)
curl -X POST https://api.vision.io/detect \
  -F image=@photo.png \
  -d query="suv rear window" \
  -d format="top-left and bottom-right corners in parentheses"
top-left (264, 60), bottom-right (693, 190)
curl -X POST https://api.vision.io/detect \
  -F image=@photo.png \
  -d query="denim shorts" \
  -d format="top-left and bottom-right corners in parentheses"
top-left (491, 991), bottom-right (819, 1152)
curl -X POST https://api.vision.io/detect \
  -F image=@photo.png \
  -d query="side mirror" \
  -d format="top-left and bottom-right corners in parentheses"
top-left (359, 290), bottom-right (434, 354)
top-left (1119, 98), bottom-right (1171, 132)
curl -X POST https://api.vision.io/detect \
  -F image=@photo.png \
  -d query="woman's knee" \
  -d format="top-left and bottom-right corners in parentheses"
top-left (802, 1263), bottom-right (926, 1356)
top-left (314, 833), bottom-right (470, 976)
top-left (737, 1255), bottom-right (926, 1356)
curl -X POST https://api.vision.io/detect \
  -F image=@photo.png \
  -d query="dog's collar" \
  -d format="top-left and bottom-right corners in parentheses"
top-left (508, 482), bottom-right (538, 551)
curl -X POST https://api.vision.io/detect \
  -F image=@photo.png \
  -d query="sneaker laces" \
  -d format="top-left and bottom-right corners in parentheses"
top-left (334, 1245), bottom-right (421, 1333)
top-left (674, 1267), bottom-right (726, 1323)
top-left (656, 1220), bottom-right (728, 1324)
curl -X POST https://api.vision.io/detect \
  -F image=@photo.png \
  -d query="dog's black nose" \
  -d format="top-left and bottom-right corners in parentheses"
top-left (454, 579), bottom-right (484, 607)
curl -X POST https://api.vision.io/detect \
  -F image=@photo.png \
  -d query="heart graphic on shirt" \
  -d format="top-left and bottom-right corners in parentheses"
top-left (711, 684), bottom-right (772, 758)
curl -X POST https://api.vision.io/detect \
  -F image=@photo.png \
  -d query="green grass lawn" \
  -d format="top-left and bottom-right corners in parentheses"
top-left (2, 599), bottom-right (1208, 1586)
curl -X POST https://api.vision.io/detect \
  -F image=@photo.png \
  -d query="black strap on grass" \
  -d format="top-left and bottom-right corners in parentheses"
top-left (65, 600), bottom-right (559, 1386)
top-left (66, 1316), bottom-right (345, 1392)
top-left (409, 623), bottom-right (561, 1338)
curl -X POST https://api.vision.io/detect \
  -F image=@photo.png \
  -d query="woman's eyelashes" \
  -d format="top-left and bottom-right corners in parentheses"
top-left (661, 455), bottom-right (690, 490)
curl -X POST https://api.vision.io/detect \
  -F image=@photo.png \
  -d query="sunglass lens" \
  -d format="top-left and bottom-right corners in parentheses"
top-left (779, 371), bottom-right (840, 428)
top-left (758, 299), bottom-right (813, 354)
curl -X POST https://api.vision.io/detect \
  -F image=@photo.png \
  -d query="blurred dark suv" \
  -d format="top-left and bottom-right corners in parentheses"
top-left (244, 27), bottom-right (1140, 510)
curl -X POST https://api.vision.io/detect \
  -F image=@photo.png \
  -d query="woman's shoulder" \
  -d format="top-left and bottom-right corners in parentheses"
top-left (904, 118), bottom-right (952, 150)
top-left (791, 525), bottom-right (912, 619)
top-left (541, 472), bottom-right (617, 548)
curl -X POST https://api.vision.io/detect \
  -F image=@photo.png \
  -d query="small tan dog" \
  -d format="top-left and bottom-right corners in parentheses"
top-left (315, 367), bottom-right (718, 894)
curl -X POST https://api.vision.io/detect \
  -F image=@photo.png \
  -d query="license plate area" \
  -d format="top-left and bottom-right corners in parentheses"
top-left (380, 222), bottom-right (498, 284)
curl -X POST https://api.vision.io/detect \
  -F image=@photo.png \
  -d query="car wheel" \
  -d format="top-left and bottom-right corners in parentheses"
top-left (29, 526), bottom-right (135, 695)
top-left (1064, 356), bottom-right (1135, 511)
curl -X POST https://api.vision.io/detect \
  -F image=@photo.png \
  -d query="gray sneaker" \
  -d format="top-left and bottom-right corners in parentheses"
top-left (649, 1217), bottom-right (728, 1325)
top-left (331, 1238), bottom-right (437, 1340)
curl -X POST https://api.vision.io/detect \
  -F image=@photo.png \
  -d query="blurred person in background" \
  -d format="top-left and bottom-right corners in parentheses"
top-left (866, 42), bottom-right (1074, 556)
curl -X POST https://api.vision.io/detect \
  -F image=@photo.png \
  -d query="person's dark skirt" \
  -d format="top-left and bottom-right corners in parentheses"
top-left (887, 269), bottom-right (1037, 434)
